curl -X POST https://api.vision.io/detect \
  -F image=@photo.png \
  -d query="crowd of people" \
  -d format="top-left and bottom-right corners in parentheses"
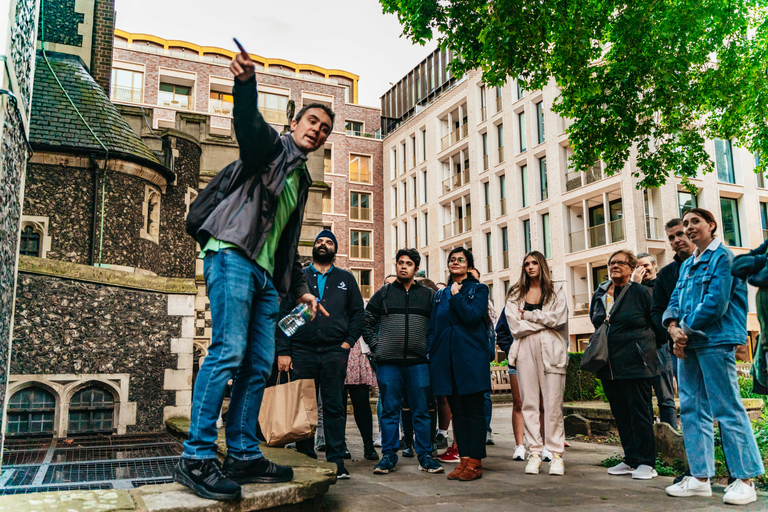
top-left (175, 47), bottom-right (765, 506)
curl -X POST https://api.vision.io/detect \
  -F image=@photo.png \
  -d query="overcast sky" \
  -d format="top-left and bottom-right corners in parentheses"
top-left (113, 0), bottom-right (435, 107)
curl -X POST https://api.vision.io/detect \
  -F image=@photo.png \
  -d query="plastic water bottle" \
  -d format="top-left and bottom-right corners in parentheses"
top-left (278, 303), bottom-right (313, 336)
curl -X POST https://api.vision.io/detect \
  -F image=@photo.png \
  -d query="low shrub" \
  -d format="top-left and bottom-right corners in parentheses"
top-left (564, 352), bottom-right (600, 402)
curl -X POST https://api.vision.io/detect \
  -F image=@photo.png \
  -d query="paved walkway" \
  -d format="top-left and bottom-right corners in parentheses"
top-left (322, 404), bottom-right (767, 511)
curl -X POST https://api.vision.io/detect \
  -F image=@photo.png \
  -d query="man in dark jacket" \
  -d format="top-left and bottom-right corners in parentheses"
top-left (363, 249), bottom-right (444, 475)
top-left (634, 252), bottom-right (677, 428)
top-left (175, 49), bottom-right (331, 501)
top-left (275, 230), bottom-right (365, 479)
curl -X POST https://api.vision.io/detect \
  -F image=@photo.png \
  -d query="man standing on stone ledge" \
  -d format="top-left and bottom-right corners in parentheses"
top-left (276, 229), bottom-right (366, 480)
top-left (175, 46), bottom-right (332, 501)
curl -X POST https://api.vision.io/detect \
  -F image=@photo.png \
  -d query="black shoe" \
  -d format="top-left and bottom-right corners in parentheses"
top-left (342, 448), bottom-right (352, 460)
top-left (316, 435), bottom-right (326, 452)
top-left (335, 460), bottom-right (350, 480)
top-left (434, 433), bottom-right (448, 450)
top-left (363, 441), bottom-right (379, 461)
top-left (223, 455), bottom-right (293, 484)
top-left (402, 443), bottom-right (415, 458)
top-left (174, 458), bottom-right (241, 501)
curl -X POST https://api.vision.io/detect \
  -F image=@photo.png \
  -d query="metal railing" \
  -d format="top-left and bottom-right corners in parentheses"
top-left (350, 206), bottom-right (372, 221)
top-left (209, 99), bottom-right (233, 116)
top-left (500, 198), bottom-right (507, 215)
top-left (572, 294), bottom-right (591, 316)
top-left (645, 216), bottom-right (662, 240)
top-left (498, 146), bottom-right (505, 163)
top-left (443, 224), bottom-right (453, 239)
top-left (588, 224), bottom-right (607, 248)
top-left (439, 122), bottom-right (469, 152)
top-left (487, 256), bottom-right (493, 272)
top-left (569, 230), bottom-right (586, 253)
top-left (350, 245), bottom-right (372, 260)
top-left (441, 169), bottom-right (470, 194)
top-left (111, 85), bottom-right (143, 103)
top-left (158, 92), bottom-right (194, 111)
top-left (502, 251), bottom-right (509, 269)
top-left (609, 218), bottom-right (625, 243)
top-left (345, 129), bottom-right (385, 139)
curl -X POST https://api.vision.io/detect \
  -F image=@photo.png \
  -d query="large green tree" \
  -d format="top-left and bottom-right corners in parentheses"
top-left (381, 0), bottom-right (767, 189)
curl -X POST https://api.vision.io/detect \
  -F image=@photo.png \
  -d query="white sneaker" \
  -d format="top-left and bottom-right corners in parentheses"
top-left (549, 455), bottom-right (564, 476)
top-left (512, 445), bottom-right (526, 461)
top-left (631, 465), bottom-right (658, 480)
top-left (665, 476), bottom-right (712, 497)
top-left (607, 461), bottom-right (636, 475)
top-left (723, 480), bottom-right (757, 505)
top-left (373, 434), bottom-right (381, 447)
top-left (541, 447), bottom-right (553, 462)
top-left (525, 454), bottom-right (542, 475)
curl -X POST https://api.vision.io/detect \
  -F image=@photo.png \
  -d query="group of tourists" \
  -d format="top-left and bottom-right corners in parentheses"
top-left (175, 46), bottom-right (765, 506)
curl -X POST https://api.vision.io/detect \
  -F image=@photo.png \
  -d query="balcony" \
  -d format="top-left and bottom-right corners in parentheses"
top-left (209, 99), bottom-right (233, 116)
top-left (350, 245), bottom-right (372, 260)
top-left (496, 96), bottom-right (502, 112)
top-left (441, 168), bottom-right (470, 194)
top-left (350, 207), bottom-right (372, 221)
top-left (345, 129), bottom-right (385, 139)
top-left (565, 170), bottom-right (583, 192)
top-left (573, 294), bottom-right (591, 316)
top-left (443, 223), bottom-right (453, 239)
top-left (498, 146), bottom-right (505, 163)
top-left (565, 166), bottom-right (620, 192)
top-left (260, 107), bottom-right (289, 125)
top-left (485, 204), bottom-right (491, 221)
top-left (502, 251), bottom-right (509, 269)
top-left (487, 255), bottom-right (493, 272)
top-left (111, 85), bottom-right (143, 103)
top-left (158, 92), bottom-right (194, 111)
top-left (610, 218), bottom-right (625, 243)
top-left (586, 165), bottom-right (603, 184)
top-left (569, 230), bottom-right (586, 252)
top-left (645, 216), bottom-right (663, 240)
top-left (481, 106), bottom-right (487, 121)
top-left (500, 198), bottom-right (507, 215)
top-left (444, 216), bottom-right (472, 239)
top-left (588, 224), bottom-right (607, 248)
top-left (440, 122), bottom-right (469, 151)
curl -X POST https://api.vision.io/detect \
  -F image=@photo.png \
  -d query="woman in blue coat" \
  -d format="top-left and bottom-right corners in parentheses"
top-left (427, 247), bottom-right (492, 482)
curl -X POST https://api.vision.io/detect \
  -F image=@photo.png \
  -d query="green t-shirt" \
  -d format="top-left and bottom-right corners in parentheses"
top-left (200, 165), bottom-right (302, 277)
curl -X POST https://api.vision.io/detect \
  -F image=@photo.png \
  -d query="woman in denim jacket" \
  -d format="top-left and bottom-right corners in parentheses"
top-left (662, 208), bottom-right (764, 505)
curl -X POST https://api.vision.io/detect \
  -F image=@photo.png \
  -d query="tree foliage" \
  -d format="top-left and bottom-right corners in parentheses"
top-left (380, 0), bottom-right (768, 189)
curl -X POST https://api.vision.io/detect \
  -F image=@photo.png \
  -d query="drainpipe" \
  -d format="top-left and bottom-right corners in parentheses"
top-left (89, 154), bottom-right (100, 266)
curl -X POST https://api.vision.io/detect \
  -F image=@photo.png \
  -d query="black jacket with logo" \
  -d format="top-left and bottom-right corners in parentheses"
top-left (276, 265), bottom-right (365, 354)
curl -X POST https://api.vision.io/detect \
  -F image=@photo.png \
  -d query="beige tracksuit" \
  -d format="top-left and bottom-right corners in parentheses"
top-left (505, 281), bottom-right (569, 457)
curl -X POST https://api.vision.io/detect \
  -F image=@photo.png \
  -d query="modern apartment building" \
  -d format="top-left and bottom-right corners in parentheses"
top-left (382, 66), bottom-right (764, 350)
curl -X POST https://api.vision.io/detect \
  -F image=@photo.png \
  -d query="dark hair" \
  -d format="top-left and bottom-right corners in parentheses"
top-left (683, 208), bottom-right (718, 236)
top-left (396, 248), bottom-right (421, 267)
top-left (294, 102), bottom-right (335, 128)
top-left (417, 278), bottom-right (439, 291)
top-left (608, 249), bottom-right (638, 269)
top-left (507, 251), bottom-right (555, 306)
top-left (665, 218), bottom-right (683, 231)
top-left (447, 247), bottom-right (474, 269)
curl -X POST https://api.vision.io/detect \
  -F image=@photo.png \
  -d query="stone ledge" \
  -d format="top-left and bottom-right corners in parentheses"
top-left (564, 398), bottom-right (765, 421)
top-left (18, 256), bottom-right (197, 295)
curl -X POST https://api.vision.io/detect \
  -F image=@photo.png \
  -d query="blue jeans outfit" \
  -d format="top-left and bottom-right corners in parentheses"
top-left (183, 249), bottom-right (278, 461)
top-left (377, 363), bottom-right (433, 457)
top-left (678, 344), bottom-right (764, 479)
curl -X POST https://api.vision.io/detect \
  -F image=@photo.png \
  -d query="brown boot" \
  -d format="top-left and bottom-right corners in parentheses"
top-left (458, 458), bottom-right (483, 481)
top-left (447, 457), bottom-right (469, 480)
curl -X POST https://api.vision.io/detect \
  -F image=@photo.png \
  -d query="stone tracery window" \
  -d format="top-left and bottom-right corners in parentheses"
top-left (141, 185), bottom-right (161, 243)
top-left (6, 386), bottom-right (56, 436)
top-left (68, 385), bottom-right (115, 434)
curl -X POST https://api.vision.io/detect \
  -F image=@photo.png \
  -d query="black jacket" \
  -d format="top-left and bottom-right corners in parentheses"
top-left (651, 255), bottom-right (686, 346)
top-left (363, 280), bottom-right (435, 366)
top-left (641, 278), bottom-right (667, 348)
top-left (590, 281), bottom-right (657, 380)
top-left (197, 77), bottom-right (310, 299)
top-left (276, 265), bottom-right (365, 354)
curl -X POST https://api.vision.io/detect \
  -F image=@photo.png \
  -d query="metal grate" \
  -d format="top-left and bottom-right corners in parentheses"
top-left (2, 467), bottom-right (39, 487)
top-left (3, 438), bottom-right (51, 450)
top-left (52, 443), bottom-right (182, 462)
top-left (3, 449), bottom-right (47, 466)
top-left (0, 483), bottom-right (112, 495)
top-left (43, 457), bottom-right (179, 484)
top-left (55, 433), bottom-right (177, 448)
top-left (131, 478), bottom-right (173, 488)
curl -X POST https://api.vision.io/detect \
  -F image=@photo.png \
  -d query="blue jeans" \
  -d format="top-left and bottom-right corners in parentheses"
top-left (377, 363), bottom-right (432, 457)
top-left (484, 391), bottom-right (493, 433)
top-left (183, 249), bottom-right (278, 461)
top-left (678, 344), bottom-right (765, 479)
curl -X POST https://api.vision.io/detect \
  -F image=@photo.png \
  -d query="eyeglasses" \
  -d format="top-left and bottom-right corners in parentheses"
top-left (609, 261), bottom-right (630, 267)
top-left (448, 257), bottom-right (467, 264)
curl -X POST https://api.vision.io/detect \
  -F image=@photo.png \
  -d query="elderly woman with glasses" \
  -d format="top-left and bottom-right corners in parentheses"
top-left (426, 247), bottom-right (492, 482)
top-left (589, 249), bottom-right (659, 481)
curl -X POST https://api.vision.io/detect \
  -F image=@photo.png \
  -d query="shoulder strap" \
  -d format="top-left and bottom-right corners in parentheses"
top-left (381, 283), bottom-right (391, 315)
top-left (606, 282), bottom-right (632, 323)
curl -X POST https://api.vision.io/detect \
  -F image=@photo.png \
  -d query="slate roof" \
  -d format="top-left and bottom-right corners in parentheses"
top-left (30, 51), bottom-right (171, 179)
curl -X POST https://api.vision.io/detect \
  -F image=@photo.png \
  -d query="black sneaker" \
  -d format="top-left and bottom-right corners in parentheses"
top-left (341, 448), bottom-right (352, 460)
top-left (402, 442), bottom-right (415, 458)
top-left (174, 458), bottom-right (241, 501)
top-left (223, 455), bottom-right (293, 484)
top-left (434, 433), bottom-right (448, 450)
top-left (335, 460), bottom-right (350, 480)
top-left (363, 441), bottom-right (379, 461)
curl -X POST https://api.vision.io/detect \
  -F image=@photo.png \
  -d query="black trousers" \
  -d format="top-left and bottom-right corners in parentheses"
top-left (448, 392), bottom-right (487, 460)
top-left (652, 344), bottom-right (678, 428)
top-left (602, 377), bottom-right (656, 468)
top-left (291, 346), bottom-right (349, 463)
top-left (345, 384), bottom-right (373, 444)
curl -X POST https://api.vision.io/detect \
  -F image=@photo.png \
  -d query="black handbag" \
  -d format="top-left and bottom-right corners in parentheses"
top-left (580, 283), bottom-right (632, 373)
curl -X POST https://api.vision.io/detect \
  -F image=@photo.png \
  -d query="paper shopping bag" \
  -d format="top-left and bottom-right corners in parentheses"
top-left (258, 373), bottom-right (317, 447)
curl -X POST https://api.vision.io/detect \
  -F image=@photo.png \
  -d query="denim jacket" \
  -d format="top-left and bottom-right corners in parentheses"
top-left (662, 240), bottom-right (748, 348)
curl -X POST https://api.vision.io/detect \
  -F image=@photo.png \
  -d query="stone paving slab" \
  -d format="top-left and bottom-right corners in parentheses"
top-left (0, 489), bottom-right (135, 512)
top-left (324, 404), bottom-right (767, 511)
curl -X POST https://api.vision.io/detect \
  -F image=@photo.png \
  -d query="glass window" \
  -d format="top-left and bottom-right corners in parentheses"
top-left (761, 202), bottom-right (768, 241)
top-left (20, 225), bottom-right (40, 257)
top-left (518, 112), bottom-right (527, 153)
top-left (158, 83), bottom-right (192, 110)
top-left (6, 387), bottom-right (56, 436)
top-left (209, 91), bottom-right (233, 115)
top-left (422, 170), bottom-right (428, 202)
top-left (715, 138), bottom-right (735, 183)
top-left (536, 101), bottom-right (545, 144)
top-left (521, 164), bottom-right (529, 207)
top-left (350, 230), bottom-right (372, 260)
top-left (486, 232), bottom-right (493, 272)
top-left (542, 213), bottom-right (552, 258)
top-left (350, 192), bottom-right (371, 221)
top-left (421, 130), bottom-right (427, 162)
top-left (502, 226), bottom-right (509, 269)
top-left (352, 269), bottom-right (373, 300)
top-left (257, 92), bottom-right (289, 124)
top-left (424, 212), bottom-right (429, 245)
top-left (678, 191), bottom-right (698, 217)
top-left (350, 154), bottom-right (372, 183)
top-left (720, 197), bottom-right (742, 247)
top-left (345, 121), bottom-right (363, 136)
top-left (523, 219), bottom-right (531, 254)
top-left (517, 79), bottom-right (524, 100)
top-left (539, 157), bottom-right (548, 201)
top-left (111, 68), bottom-right (143, 103)
top-left (68, 386), bottom-right (115, 434)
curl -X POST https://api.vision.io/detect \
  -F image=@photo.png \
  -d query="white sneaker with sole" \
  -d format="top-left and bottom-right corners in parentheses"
top-left (512, 445), bottom-right (526, 461)
top-left (541, 447), bottom-right (553, 462)
top-left (525, 454), bottom-right (542, 475)
top-left (373, 434), bottom-right (381, 448)
top-left (723, 480), bottom-right (757, 505)
top-left (607, 461), bottom-right (636, 475)
top-left (549, 456), bottom-right (564, 476)
top-left (665, 476), bottom-right (712, 497)
top-left (631, 465), bottom-right (657, 480)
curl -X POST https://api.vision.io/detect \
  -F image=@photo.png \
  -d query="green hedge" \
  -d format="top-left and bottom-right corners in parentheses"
top-left (564, 352), bottom-right (600, 402)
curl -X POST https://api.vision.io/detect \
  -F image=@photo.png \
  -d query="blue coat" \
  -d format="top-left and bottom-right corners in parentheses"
top-left (426, 279), bottom-right (492, 396)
